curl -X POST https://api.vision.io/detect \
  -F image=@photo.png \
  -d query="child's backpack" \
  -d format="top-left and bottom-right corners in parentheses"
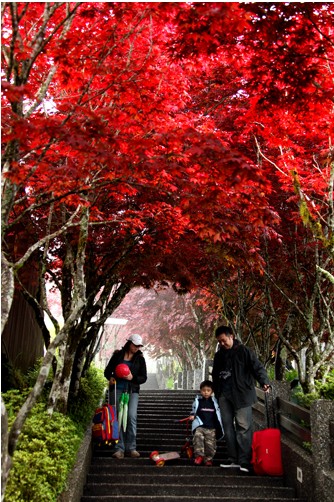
top-left (92, 385), bottom-right (119, 445)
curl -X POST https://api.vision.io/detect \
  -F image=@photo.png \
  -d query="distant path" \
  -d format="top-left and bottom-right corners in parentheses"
top-left (141, 373), bottom-right (159, 390)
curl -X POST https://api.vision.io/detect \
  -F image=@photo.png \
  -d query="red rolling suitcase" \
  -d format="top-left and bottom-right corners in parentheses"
top-left (251, 392), bottom-right (283, 476)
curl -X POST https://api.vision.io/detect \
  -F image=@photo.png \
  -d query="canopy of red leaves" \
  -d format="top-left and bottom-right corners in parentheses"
top-left (2, 1), bottom-right (333, 294)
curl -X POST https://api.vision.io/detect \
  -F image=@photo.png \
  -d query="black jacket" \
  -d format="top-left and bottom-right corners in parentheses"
top-left (104, 348), bottom-right (147, 394)
top-left (212, 339), bottom-right (269, 409)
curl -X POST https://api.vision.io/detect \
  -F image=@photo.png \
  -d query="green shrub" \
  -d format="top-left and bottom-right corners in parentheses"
top-left (3, 366), bottom-right (106, 502)
top-left (302, 441), bottom-right (312, 454)
top-left (317, 370), bottom-right (334, 400)
top-left (4, 404), bottom-right (81, 502)
top-left (292, 390), bottom-right (317, 409)
top-left (68, 366), bottom-right (106, 432)
top-left (284, 369), bottom-right (299, 383)
top-left (2, 389), bottom-right (30, 419)
top-left (290, 370), bottom-right (334, 408)
top-left (166, 377), bottom-right (174, 390)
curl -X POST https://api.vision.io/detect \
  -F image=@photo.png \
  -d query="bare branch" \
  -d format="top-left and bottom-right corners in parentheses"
top-left (10, 205), bottom-right (82, 271)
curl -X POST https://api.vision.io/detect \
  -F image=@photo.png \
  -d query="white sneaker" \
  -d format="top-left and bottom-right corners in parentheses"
top-left (220, 460), bottom-right (240, 468)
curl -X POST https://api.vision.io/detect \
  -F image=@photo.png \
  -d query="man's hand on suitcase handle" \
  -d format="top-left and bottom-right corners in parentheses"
top-left (262, 384), bottom-right (271, 393)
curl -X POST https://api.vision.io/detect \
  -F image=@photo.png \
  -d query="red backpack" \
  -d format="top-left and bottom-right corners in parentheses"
top-left (92, 391), bottom-right (119, 445)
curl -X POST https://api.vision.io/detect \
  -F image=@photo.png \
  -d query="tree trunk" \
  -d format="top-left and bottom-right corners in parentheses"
top-left (70, 325), bottom-right (100, 396)
top-left (1, 255), bottom-right (14, 334)
top-left (274, 340), bottom-right (286, 381)
top-left (47, 344), bottom-right (75, 414)
top-left (1, 399), bottom-right (12, 502)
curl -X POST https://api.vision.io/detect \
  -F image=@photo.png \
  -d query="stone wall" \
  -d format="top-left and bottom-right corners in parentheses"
top-left (58, 426), bottom-right (92, 502)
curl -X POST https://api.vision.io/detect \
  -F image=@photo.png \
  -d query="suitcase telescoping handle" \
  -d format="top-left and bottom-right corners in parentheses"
top-left (108, 379), bottom-right (117, 407)
top-left (264, 388), bottom-right (277, 428)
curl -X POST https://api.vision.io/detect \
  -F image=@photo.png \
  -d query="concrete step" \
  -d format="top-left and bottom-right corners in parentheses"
top-left (137, 410), bottom-right (191, 417)
top-left (83, 482), bottom-right (296, 498)
top-left (83, 390), bottom-right (306, 502)
top-left (137, 427), bottom-right (191, 435)
top-left (92, 449), bottom-right (228, 461)
top-left (82, 497), bottom-right (306, 502)
top-left (87, 470), bottom-right (285, 487)
top-left (135, 429), bottom-right (202, 438)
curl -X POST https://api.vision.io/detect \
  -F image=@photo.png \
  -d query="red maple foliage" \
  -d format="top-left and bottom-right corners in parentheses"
top-left (0, 4), bottom-right (333, 460)
top-left (113, 286), bottom-right (220, 368)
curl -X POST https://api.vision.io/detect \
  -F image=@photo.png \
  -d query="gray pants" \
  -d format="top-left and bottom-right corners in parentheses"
top-left (219, 395), bottom-right (253, 465)
top-left (193, 427), bottom-right (216, 461)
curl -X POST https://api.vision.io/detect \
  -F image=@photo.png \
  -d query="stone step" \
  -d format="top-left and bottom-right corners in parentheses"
top-left (82, 497), bottom-right (306, 502)
top-left (92, 448), bottom-right (227, 461)
top-left (136, 439), bottom-right (226, 450)
top-left (136, 431), bottom-right (193, 439)
top-left (137, 417), bottom-right (192, 425)
top-left (91, 458), bottom-right (233, 468)
top-left (83, 482), bottom-right (296, 498)
top-left (137, 426), bottom-right (191, 434)
top-left (136, 438), bottom-right (200, 446)
top-left (87, 471), bottom-right (285, 487)
top-left (137, 408), bottom-right (192, 415)
top-left (138, 411), bottom-right (191, 416)
top-left (93, 452), bottom-right (229, 462)
top-left (138, 396), bottom-right (194, 402)
top-left (139, 394), bottom-right (194, 399)
top-left (139, 390), bottom-right (195, 395)
top-left (83, 390), bottom-right (305, 502)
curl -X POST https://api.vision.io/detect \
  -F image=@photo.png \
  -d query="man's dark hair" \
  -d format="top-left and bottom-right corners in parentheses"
top-left (200, 380), bottom-right (214, 390)
top-left (215, 325), bottom-right (233, 337)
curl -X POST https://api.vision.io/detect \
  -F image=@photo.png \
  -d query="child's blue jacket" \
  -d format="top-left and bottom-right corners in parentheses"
top-left (190, 394), bottom-right (224, 440)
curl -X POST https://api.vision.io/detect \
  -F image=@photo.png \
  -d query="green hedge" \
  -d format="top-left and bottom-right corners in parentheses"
top-left (3, 366), bottom-right (106, 502)
top-left (293, 370), bottom-right (334, 408)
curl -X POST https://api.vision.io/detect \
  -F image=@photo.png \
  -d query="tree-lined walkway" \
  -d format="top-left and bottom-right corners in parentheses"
top-left (2, 3), bottom-right (333, 498)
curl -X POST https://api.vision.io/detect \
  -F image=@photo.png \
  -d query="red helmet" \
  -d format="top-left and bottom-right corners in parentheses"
top-left (115, 363), bottom-right (130, 379)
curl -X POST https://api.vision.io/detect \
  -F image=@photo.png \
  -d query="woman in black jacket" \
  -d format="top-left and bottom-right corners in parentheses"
top-left (104, 334), bottom-right (147, 459)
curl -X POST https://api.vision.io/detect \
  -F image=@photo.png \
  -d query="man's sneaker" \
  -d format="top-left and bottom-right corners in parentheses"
top-left (220, 460), bottom-right (240, 468)
top-left (240, 464), bottom-right (250, 473)
top-left (194, 456), bottom-right (204, 465)
top-left (112, 450), bottom-right (124, 459)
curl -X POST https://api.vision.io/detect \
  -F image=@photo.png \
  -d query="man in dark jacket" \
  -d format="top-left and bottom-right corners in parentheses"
top-left (212, 325), bottom-right (270, 473)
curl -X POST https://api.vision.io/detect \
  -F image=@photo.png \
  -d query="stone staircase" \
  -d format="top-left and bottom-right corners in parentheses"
top-left (81, 389), bottom-right (306, 501)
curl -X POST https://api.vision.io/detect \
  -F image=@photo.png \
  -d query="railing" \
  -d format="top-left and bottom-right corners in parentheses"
top-left (253, 384), bottom-right (334, 502)
top-left (277, 397), bottom-right (311, 447)
top-left (254, 387), bottom-right (312, 449)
